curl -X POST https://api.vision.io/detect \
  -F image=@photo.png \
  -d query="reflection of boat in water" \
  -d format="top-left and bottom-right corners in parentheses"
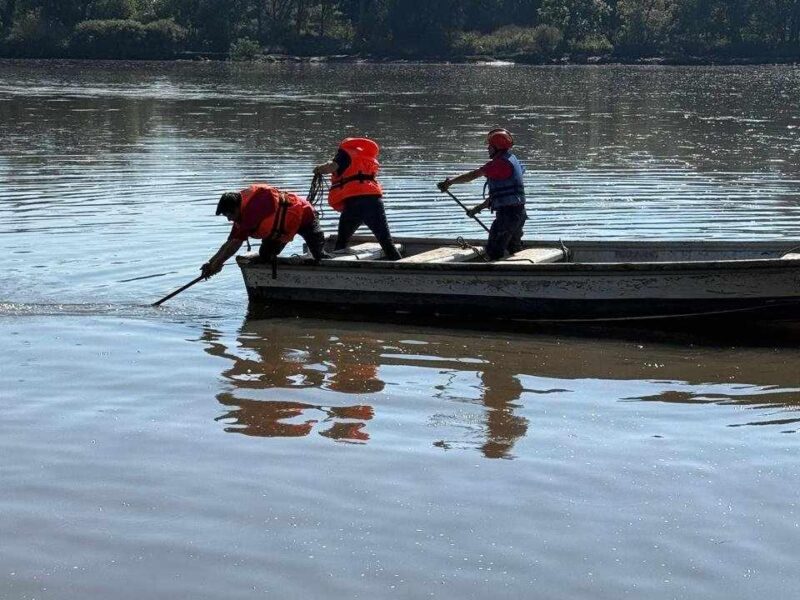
top-left (200, 318), bottom-right (800, 455)
top-left (237, 235), bottom-right (800, 323)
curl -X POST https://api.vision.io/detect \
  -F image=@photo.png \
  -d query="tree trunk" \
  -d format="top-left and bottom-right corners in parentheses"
top-left (257, 0), bottom-right (263, 42)
top-left (790, 0), bottom-right (800, 44)
top-left (357, 0), bottom-right (369, 46)
top-left (319, 0), bottom-right (329, 36)
top-left (295, 0), bottom-right (307, 34)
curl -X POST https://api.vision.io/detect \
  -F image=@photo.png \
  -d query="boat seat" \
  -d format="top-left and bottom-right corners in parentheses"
top-left (499, 247), bottom-right (567, 264)
top-left (326, 242), bottom-right (403, 261)
top-left (398, 246), bottom-right (482, 263)
top-left (781, 252), bottom-right (800, 260)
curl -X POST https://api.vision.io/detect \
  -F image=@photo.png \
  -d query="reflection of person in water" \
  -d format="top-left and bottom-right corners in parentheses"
top-left (216, 392), bottom-right (374, 441)
top-left (433, 366), bottom-right (529, 459)
top-left (200, 325), bottom-right (385, 395)
top-left (201, 322), bottom-right (530, 455)
top-left (479, 369), bottom-right (528, 459)
top-left (200, 324), bottom-right (382, 443)
top-left (326, 339), bottom-right (384, 394)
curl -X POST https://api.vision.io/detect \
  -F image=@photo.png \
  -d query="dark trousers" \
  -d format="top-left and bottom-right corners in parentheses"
top-left (335, 196), bottom-right (401, 260)
top-left (486, 205), bottom-right (527, 260)
top-left (259, 213), bottom-right (328, 262)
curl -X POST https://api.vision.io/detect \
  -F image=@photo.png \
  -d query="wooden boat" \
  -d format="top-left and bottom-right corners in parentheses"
top-left (236, 236), bottom-right (800, 323)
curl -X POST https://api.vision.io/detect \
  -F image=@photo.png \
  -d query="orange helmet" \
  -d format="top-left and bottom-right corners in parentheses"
top-left (487, 128), bottom-right (514, 150)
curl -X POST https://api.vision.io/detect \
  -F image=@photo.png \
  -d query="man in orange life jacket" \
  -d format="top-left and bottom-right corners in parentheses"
top-left (201, 183), bottom-right (328, 278)
top-left (313, 137), bottom-right (402, 260)
top-left (437, 128), bottom-right (527, 260)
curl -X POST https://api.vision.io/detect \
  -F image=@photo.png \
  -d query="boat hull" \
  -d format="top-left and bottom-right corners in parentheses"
top-left (240, 248), bottom-right (800, 323)
top-left (238, 238), bottom-right (800, 321)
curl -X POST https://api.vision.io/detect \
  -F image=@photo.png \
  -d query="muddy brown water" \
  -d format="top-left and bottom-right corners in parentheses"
top-left (1, 60), bottom-right (800, 599)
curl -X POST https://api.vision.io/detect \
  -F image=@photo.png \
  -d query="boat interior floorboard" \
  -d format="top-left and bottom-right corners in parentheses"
top-left (398, 246), bottom-right (482, 264)
top-left (499, 247), bottom-right (567, 264)
top-left (326, 242), bottom-right (403, 261)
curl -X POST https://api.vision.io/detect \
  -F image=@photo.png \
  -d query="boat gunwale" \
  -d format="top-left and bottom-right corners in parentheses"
top-left (236, 236), bottom-right (800, 273)
top-left (238, 256), bottom-right (800, 274)
top-left (331, 235), bottom-right (800, 253)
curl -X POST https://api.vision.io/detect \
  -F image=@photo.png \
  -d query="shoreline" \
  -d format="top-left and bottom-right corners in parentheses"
top-left (1, 53), bottom-right (799, 67)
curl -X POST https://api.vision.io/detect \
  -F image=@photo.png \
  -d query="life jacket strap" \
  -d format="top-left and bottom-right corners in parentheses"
top-left (268, 194), bottom-right (291, 241)
top-left (330, 171), bottom-right (377, 190)
top-left (489, 182), bottom-right (525, 195)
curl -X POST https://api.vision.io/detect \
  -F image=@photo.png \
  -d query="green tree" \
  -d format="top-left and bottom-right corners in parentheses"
top-left (3, 5), bottom-right (70, 55)
top-left (154, 0), bottom-right (247, 51)
top-left (672, 0), bottom-right (725, 52)
top-left (615, 0), bottom-right (675, 53)
top-left (339, 0), bottom-right (389, 49)
top-left (262, 0), bottom-right (295, 37)
top-left (315, 0), bottom-right (340, 36)
top-left (385, 0), bottom-right (463, 54)
top-left (1, 0), bottom-right (17, 31)
top-left (539, 0), bottom-right (612, 44)
top-left (15, 0), bottom-right (83, 24)
top-left (14, 0), bottom-right (140, 25)
top-left (462, 0), bottom-right (508, 32)
top-left (2, 0), bottom-right (800, 59)
top-left (88, 0), bottom-right (137, 20)
top-left (744, 0), bottom-right (800, 46)
top-left (462, 0), bottom-right (541, 32)
top-left (229, 35), bottom-right (261, 59)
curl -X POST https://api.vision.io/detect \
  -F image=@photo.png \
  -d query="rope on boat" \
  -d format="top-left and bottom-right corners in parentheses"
top-left (505, 241), bottom-right (572, 264)
top-left (330, 248), bottom-right (363, 260)
top-left (307, 173), bottom-right (327, 220)
top-left (456, 236), bottom-right (489, 262)
top-left (559, 239), bottom-right (572, 262)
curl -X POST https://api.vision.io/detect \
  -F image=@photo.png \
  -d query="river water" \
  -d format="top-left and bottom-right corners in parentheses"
top-left (1, 59), bottom-right (800, 599)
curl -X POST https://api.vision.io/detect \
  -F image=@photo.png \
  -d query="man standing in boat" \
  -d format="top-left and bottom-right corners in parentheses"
top-left (437, 128), bottom-right (527, 260)
top-left (313, 137), bottom-right (402, 260)
top-left (200, 183), bottom-right (328, 278)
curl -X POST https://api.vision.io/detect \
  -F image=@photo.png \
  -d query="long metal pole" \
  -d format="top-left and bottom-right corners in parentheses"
top-left (152, 275), bottom-right (205, 307)
top-left (443, 189), bottom-right (490, 233)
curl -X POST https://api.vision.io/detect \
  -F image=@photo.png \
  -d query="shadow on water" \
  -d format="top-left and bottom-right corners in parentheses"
top-left (198, 314), bottom-right (800, 456)
top-left (248, 303), bottom-right (800, 349)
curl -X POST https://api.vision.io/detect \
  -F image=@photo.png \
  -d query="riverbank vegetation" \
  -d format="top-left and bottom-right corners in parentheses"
top-left (1, 0), bottom-right (799, 62)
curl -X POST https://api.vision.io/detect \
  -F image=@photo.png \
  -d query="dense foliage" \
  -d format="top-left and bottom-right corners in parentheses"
top-left (1, 0), bottom-right (799, 60)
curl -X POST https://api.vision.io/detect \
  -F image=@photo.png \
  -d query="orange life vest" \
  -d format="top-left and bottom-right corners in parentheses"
top-left (328, 138), bottom-right (383, 212)
top-left (240, 184), bottom-right (308, 244)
